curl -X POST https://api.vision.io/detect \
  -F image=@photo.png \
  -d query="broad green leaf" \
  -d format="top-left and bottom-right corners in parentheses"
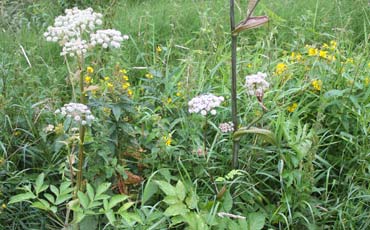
top-left (163, 203), bottom-right (189, 217)
top-left (96, 183), bottom-right (111, 196)
top-left (95, 194), bottom-right (110, 201)
top-left (78, 191), bottom-right (89, 209)
top-left (163, 196), bottom-right (181, 205)
top-left (222, 190), bottom-right (233, 212)
top-left (60, 182), bottom-right (73, 195)
top-left (175, 181), bottom-right (186, 201)
top-left (31, 201), bottom-right (50, 211)
top-left (142, 181), bottom-right (158, 205)
top-left (117, 201), bottom-right (135, 213)
top-left (112, 105), bottom-right (122, 122)
top-left (50, 185), bottom-right (59, 196)
top-left (248, 212), bottom-right (265, 230)
top-left (9, 192), bottom-right (36, 204)
top-left (86, 184), bottom-right (95, 201)
top-left (34, 173), bottom-right (45, 195)
top-left (108, 194), bottom-right (128, 209)
top-left (50, 206), bottom-right (57, 213)
top-left (55, 193), bottom-right (72, 205)
top-left (44, 193), bottom-right (55, 204)
top-left (80, 216), bottom-right (98, 230)
top-left (155, 180), bottom-right (176, 196)
top-left (105, 210), bottom-right (116, 226)
top-left (185, 192), bottom-right (198, 209)
top-left (88, 201), bottom-right (102, 209)
top-left (73, 211), bottom-right (85, 224)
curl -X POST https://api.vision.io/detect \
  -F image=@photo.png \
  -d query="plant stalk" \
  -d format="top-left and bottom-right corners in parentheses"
top-left (230, 0), bottom-right (239, 168)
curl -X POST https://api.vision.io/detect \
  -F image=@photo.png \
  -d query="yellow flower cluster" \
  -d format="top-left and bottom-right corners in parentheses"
top-left (287, 103), bottom-right (298, 113)
top-left (145, 73), bottom-right (153, 79)
top-left (311, 79), bottom-right (322, 91)
top-left (163, 134), bottom-right (172, 146)
top-left (290, 52), bottom-right (303, 62)
top-left (305, 40), bottom-right (337, 61)
top-left (275, 63), bottom-right (288, 75)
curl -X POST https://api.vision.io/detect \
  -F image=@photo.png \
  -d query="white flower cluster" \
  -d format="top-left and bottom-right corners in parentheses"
top-left (188, 94), bottom-right (224, 116)
top-left (219, 122), bottom-right (234, 133)
top-left (61, 38), bottom-right (89, 57)
top-left (55, 103), bottom-right (95, 126)
top-left (90, 29), bottom-right (128, 49)
top-left (245, 72), bottom-right (269, 96)
top-left (44, 7), bottom-right (128, 56)
top-left (43, 124), bottom-right (55, 133)
top-left (44, 7), bottom-right (102, 45)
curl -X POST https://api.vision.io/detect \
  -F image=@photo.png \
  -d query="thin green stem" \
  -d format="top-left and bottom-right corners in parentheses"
top-left (230, 0), bottom-right (239, 169)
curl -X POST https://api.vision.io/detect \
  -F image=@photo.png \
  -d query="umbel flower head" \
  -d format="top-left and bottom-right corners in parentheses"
top-left (245, 72), bottom-right (269, 96)
top-left (55, 103), bottom-right (95, 126)
top-left (44, 7), bottom-right (128, 57)
top-left (219, 122), bottom-right (234, 133)
top-left (188, 93), bottom-right (224, 116)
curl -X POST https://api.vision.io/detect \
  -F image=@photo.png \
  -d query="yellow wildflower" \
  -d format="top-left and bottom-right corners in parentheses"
top-left (13, 130), bottom-right (21, 136)
top-left (122, 75), bottom-right (129, 81)
top-left (247, 63), bottom-right (252, 68)
top-left (122, 82), bottom-right (130, 89)
top-left (104, 76), bottom-right (110, 81)
top-left (119, 69), bottom-right (127, 74)
top-left (368, 62), bottom-right (370, 68)
top-left (145, 73), bottom-right (153, 79)
top-left (346, 58), bottom-right (354, 64)
top-left (291, 52), bottom-right (302, 62)
top-left (322, 43), bottom-right (329, 49)
top-left (308, 47), bottom-right (318, 56)
top-left (163, 135), bottom-right (172, 146)
top-left (156, 45), bottom-right (162, 53)
top-left (287, 103), bottom-right (298, 113)
top-left (311, 79), bottom-right (322, 91)
top-left (319, 50), bottom-right (328, 59)
top-left (275, 63), bottom-right (288, 75)
top-left (327, 55), bottom-right (336, 61)
top-left (364, 77), bottom-right (369, 86)
top-left (107, 82), bottom-right (113, 88)
top-left (86, 66), bottom-right (94, 74)
top-left (167, 98), bottom-right (172, 104)
top-left (176, 92), bottom-right (181, 97)
top-left (1, 204), bottom-right (6, 209)
top-left (127, 89), bottom-right (133, 96)
top-left (330, 40), bottom-right (337, 49)
top-left (84, 75), bottom-right (92, 84)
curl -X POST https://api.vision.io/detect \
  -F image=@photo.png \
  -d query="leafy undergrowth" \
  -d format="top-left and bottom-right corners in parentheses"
top-left (0, 0), bottom-right (369, 229)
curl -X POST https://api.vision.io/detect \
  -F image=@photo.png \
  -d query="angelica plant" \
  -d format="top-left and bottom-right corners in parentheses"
top-left (44, 7), bottom-right (128, 195)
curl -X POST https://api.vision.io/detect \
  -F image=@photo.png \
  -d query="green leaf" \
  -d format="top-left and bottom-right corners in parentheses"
top-left (175, 181), bottom-right (186, 201)
top-left (155, 180), bottom-right (176, 196)
top-left (248, 212), bottom-right (265, 230)
top-left (164, 203), bottom-right (189, 217)
top-left (31, 201), bottom-right (50, 211)
top-left (9, 192), bottom-right (36, 204)
top-left (185, 192), bottom-right (198, 209)
top-left (80, 216), bottom-right (98, 230)
top-left (142, 181), bottom-right (158, 205)
top-left (78, 191), bottom-right (89, 209)
top-left (233, 127), bottom-right (276, 145)
top-left (112, 105), bottom-right (122, 122)
top-left (55, 193), bottom-right (72, 205)
top-left (117, 201), bottom-right (135, 213)
top-left (222, 190), bottom-right (233, 212)
top-left (35, 173), bottom-right (45, 195)
top-left (105, 210), bottom-right (116, 226)
top-left (108, 194), bottom-right (128, 209)
top-left (60, 182), bottom-right (73, 195)
top-left (86, 184), bottom-right (95, 201)
top-left (50, 185), bottom-right (59, 196)
top-left (163, 196), bottom-right (181, 205)
top-left (96, 183), bottom-right (111, 196)
top-left (44, 193), bottom-right (55, 204)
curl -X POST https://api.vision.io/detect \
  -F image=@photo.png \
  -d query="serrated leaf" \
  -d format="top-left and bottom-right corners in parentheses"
top-left (164, 203), bottom-right (189, 217)
top-left (142, 181), bottom-right (158, 205)
top-left (175, 181), bottom-right (186, 201)
top-left (108, 194), bottom-right (128, 209)
top-left (155, 180), bottom-right (176, 196)
top-left (31, 201), bottom-right (50, 211)
top-left (78, 191), bottom-right (89, 209)
top-left (163, 196), bottom-right (181, 205)
top-left (117, 201), bottom-right (135, 213)
top-left (55, 193), bottom-right (72, 205)
top-left (105, 210), bottom-right (116, 226)
top-left (86, 184), bottom-right (95, 201)
top-left (96, 183), bottom-right (111, 196)
top-left (8, 192), bottom-right (36, 204)
top-left (35, 173), bottom-right (45, 195)
top-left (44, 193), bottom-right (55, 204)
top-left (50, 185), bottom-right (59, 196)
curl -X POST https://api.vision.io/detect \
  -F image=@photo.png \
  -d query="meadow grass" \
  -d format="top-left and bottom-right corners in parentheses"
top-left (0, 0), bottom-right (369, 229)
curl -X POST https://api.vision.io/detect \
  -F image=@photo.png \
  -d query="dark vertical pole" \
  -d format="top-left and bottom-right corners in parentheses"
top-left (230, 0), bottom-right (239, 168)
